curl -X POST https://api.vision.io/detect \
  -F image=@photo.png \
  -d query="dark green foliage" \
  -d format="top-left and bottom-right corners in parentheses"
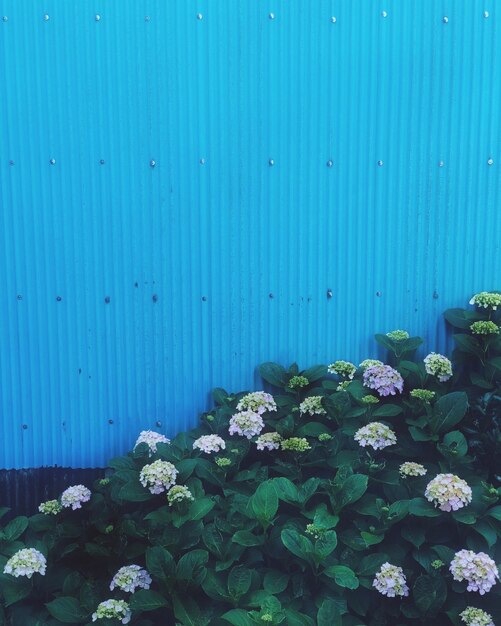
top-left (0, 300), bottom-right (500, 625)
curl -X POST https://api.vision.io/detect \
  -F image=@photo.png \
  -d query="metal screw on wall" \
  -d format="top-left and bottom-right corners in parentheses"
top-left (487, 158), bottom-right (494, 166)
top-left (22, 424), bottom-right (28, 430)
top-left (50, 158), bottom-right (56, 165)
top-left (269, 159), bottom-right (275, 166)
top-left (108, 419), bottom-right (114, 425)
top-left (56, 296), bottom-right (62, 302)
top-left (17, 295), bottom-right (23, 300)
top-left (100, 159), bottom-right (106, 165)
top-left (9, 160), bottom-right (14, 166)
top-left (376, 291), bottom-right (382, 297)
top-left (156, 421), bottom-right (162, 428)
top-left (152, 294), bottom-right (158, 302)
top-left (377, 160), bottom-right (384, 167)
top-left (197, 13), bottom-right (203, 20)
top-left (95, 14), bottom-right (101, 21)
top-left (327, 289), bottom-right (333, 299)
top-left (43, 14), bottom-right (50, 21)
top-left (104, 296), bottom-right (111, 304)
top-left (326, 160), bottom-right (333, 168)
top-left (330, 16), bottom-right (337, 23)
top-left (150, 160), bottom-right (156, 168)
top-left (2, 16), bottom-right (8, 22)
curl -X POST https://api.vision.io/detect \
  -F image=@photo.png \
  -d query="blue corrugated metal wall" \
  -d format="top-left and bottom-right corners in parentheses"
top-left (0, 0), bottom-right (500, 470)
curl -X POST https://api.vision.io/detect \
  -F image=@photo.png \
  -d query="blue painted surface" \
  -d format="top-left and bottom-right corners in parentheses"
top-left (0, 0), bottom-right (500, 469)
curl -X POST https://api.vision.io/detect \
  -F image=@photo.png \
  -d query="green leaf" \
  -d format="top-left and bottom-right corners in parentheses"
top-left (444, 308), bottom-right (480, 330)
top-left (472, 520), bottom-right (498, 548)
top-left (3, 517), bottom-right (29, 541)
top-left (221, 609), bottom-right (254, 626)
top-left (118, 481), bottom-right (152, 502)
top-left (264, 571), bottom-right (289, 594)
top-left (176, 550), bottom-right (209, 584)
top-left (213, 388), bottom-right (230, 405)
top-left (452, 510), bottom-right (477, 524)
top-left (129, 590), bottom-right (168, 612)
top-left (372, 404), bottom-right (402, 417)
top-left (357, 553), bottom-right (389, 576)
top-left (431, 392), bottom-right (468, 434)
top-left (1, 576), bottom-right (32, 607)
top-left (259, 362), bottom-right (287, 387)
top-left (314, 531), bottom-right (338, 559)
top-left (413, 575), bottom-right (447, 614)
top-left (336, 474), bottom-right (368, 510)
top-left (317, 599), bottom-right (342, 626)
top-left (46, 597), bottom-right (87, 623)
top-left (323, 565), bottom-right (359, 589)
top-left (296, 422), bottom-right (330, 437)
top-left (232, 530), bottom-right (264, 547)
top-left (227, 566), bottom-right (252, 599)
top-left (453, 334), bottom-right (484, 359)
top-left (108, 455), bottom-right (136, 470)
top-left (285, 609), bottom-right (315, 626)
top-left (252, 482), bottom-right (279, 522)
top-left (146, 546), bottom-right (176, 582)
top-left (172, 595), bottom-right (209, 626)
top-left (281, 529), bottom-right (313, 563)
top-left (440, 430), bottom-right (468, 457)
top-left (302, 365), bottom-right (327, 383)
top-left (486, 506), bottom-right (501, 521)
top-left (409, 498), bottom-right (441, 517)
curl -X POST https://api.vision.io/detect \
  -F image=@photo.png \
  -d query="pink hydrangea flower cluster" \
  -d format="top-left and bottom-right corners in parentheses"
top-left (372, 562), bottom-right (409, 597)
top-left (362, 364), bottom-right (404, 396)
top-left (61, 485), bottom-right (91, 510)
top-left (236, 391), bottom-right (277, 414)
top-left (139, 460), bottom-right (178, 494)
top-left (425, 473), bottom-right (472, 512)
top-left (450, 550), bottom-right (499, 594)
top-left (133, 430), bottom-right (170, 455)
top-left (229, 410), bottom-right (264, 438)
top-left (354, 422), bottom-right (397, 450)
top-left (193, 434), bottom-right (226, 454)
top-left (110, 565), bottom-right (152, 592)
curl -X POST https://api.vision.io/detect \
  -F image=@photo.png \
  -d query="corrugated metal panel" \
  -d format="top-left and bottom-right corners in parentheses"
top-left (0, 0), bottom-right (499, 470)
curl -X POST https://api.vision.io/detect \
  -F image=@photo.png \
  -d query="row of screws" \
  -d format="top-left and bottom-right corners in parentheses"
top-left (21, 420), bottom-right (164, 429)
top-left (2, 12), bottom-right (492, 22)
top-left (6, 158), bottom-right (496, 167)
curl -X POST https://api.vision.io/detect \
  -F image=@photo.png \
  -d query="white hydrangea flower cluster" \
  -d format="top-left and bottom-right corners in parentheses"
top-left (110, 565), bottom-right (152, 592)
top-left (327, 360), bottom-right (357, 379)
top-left (372, 562), bottom-right (409, 597)
top-left (38, 499), bottom-right (62, 515)
top-left (425, 473), bottom-right (472, 512)
top-left (399, 462), bottom-right (427, 478)
top-left (61, 485), bottom-right (91, 510)
top-left (236, 391), bottom-right (277, 414)
top-left (139, 460), bottom-right (178, 494)
top-left (256, 432), bottom-right (282, 451)
top-left (133, 430), bottom-right (170, 454)
top-left (424, 352), bottom-right (453, 382)
top-left (92, 599), bottom-right (131, 624)
top-left (229, 410), bottom-right (264, 438)
top-left (460, 607), bottom-right (495, 626)
top-left (3, 548), bottom-right (47, 578)
top-left (193, 434), bottom-right (226, 454)
top-left (470, 291), bottom-right (501, 310)
top-left (450, 550), bottom-right (499, 594)
top-left (167, 485), bottom-right (194, 506)
top-left (359, 359), bottom-right (383, 370)
top-left (354, 422), bottom-right (397, 450)
top-left (299, 396), bottom-right (326, 416)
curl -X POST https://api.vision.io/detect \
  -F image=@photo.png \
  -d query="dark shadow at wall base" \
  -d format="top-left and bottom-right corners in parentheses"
top-left (0, 467), bottom-right (104, 516)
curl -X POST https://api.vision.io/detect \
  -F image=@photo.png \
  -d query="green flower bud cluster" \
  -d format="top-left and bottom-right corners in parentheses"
top-left (38, 500), bottom-right (62, 515)
top-left (386, 330), bottom-right (409, 341)
top-left (431, 560), bottom-right (444, 570)
top-left (318, 433), bottom-right (333, 441)
top-left (305, 524), bottom-right (326, 539)
top-left (469, 291), bottom-right (501, 310)
top-left (470, 320), bottom-right (499, 335)
top-left (288, 375), bottom-right (309, 389)
top-left (410, 389), bottom-right (435, 402)
top-left (361, 395), bottom-right (379, 405)
top-left (215, 457), bottom-right (232, 467)
top-left (281, 437), bottom-right (311, 452)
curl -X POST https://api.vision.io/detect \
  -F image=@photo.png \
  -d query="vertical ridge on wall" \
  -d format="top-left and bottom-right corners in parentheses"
top-left (0, 0), bottom-right (499, 469)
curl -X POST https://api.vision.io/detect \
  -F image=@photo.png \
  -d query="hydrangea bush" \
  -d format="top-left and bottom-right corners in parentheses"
top-left (0, 295), bottom-right (500, 625)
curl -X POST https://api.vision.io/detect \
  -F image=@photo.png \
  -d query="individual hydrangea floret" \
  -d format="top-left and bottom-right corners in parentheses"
top-left (229, 410), bottom-right (264, 439)
top-left (61, 485), bottom-right (91, 510)
top-left (215, 456), bottom-right (232, 467)
top-left (299, 396), bottom-right (326, 416)
top-left (256, 432), bottom-right (282, 451)
top-left (361, 395), bottom-right (379, 405)
top-left (354, 422), bottom-right (397, 450)
top-left (38, 499), bottom-right (62, 515)
top-left (373, 562), bottom-right (409, 597)
top-left (327, 360), bottom-right (357, 379)
top-left (450, 550), bottom-right (499, 594)
top-left (236, 391), bottom-right (277, 415)
top-left (399, 462), bottom-right (427, 478)
top-left (386, 330), bottom-right (410, 341)
top-left (3, 548), bottom-right (47, 578)
top-left (134, 430), bottom-right (170, 455)
top-left (460, 607), bottom-right (495, 626)
top-left (470, 321), bottom-right (500, 336)
top-left (92, 599), bottom-right (131, 624)
top-left (305, 524), bottom-right (326, 539)
top-left (410, 388), bottom-right (436, 402)
top-left (110, 565), bottom-right (152, 592)
top-left (424, 353), bottom-right (453, 382)
top-left (359, 359), bottom-right (383, 370)
top-left (318, 433), bottom-right (333, 441)
top-left (193, 434), bottom-right (226, 454)
top-left (288, 375), bottom-right (309, 389)
top-left (139, 460), bottom-right (178, 494)
top-left (281, 437), bottom-right (311, 452)
top-left (363, 364), bottom-right (404, 397)
top-left (470, 291), bottom-right (501, 310)
top-left (167, 485), bottom-right (194, 505)
top-left (425, 473), bottom-right (472, 512)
